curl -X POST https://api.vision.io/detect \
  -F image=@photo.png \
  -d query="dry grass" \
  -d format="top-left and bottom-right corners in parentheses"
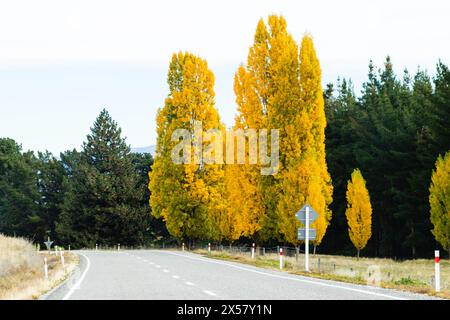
top-left (194, 248), bottom-right (450, 299)
top-left (0, 234), bottom-right (79, 300)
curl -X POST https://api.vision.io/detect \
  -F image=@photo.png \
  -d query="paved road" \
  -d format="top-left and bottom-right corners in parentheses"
top-left (42, 250), bottom-right (437, 300)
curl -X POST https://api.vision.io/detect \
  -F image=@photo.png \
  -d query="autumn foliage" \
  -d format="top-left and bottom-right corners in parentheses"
top-left (150, 15), bottom-right (334, 248)
top-left (345, 169), bottom-right (372, 258)
top-left (429, 151), bottom-right (450, 258)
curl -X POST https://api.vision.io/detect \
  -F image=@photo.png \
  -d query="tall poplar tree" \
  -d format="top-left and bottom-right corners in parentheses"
top-left (277, 33), bottom-right (333, 247)
top-left (345, 169), bottom-right (372, 258)
top-left (429, 151), bottom-right (450, 258)
top-left (149, 52), bottom-right (224, 245)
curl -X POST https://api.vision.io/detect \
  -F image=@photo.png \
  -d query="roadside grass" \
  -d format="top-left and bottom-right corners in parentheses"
top-left (193, 248), bottom-right (450, 299)
top-left (0, 234), bottom-right (79, 300)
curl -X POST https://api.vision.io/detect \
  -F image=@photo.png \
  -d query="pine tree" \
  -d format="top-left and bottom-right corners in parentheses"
top-left (429, 151), bottom-right (450, 258)
top-left (37, 151), bottom-right (66, 242)
top-left (345, 169), bottom-right (372, 258)
top-left (149, 52), bottom-right (224, 245)
top-left (0, 138), bottom-right (42, 239)
top-left (56, 109), bottom-right (150, 247)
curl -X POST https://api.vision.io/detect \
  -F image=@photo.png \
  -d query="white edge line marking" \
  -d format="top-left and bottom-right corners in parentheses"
top-left (62, 252), bottom-right (91, 300)
top-left (162, 251), bottom-right (407, 300)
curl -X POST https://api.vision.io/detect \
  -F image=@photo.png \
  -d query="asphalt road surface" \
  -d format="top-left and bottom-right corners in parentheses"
top-left (42, 250), bottom-right (437, 300)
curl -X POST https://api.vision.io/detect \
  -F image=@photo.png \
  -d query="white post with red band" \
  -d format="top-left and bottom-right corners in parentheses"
top-left (44, 257), bottom-right (48, 279)
top-left (435, 250), bottom-right (440, 292)
top-left (279, 248), bottom-right (283, 270)
top-left (251, 243), bottom-right (255, 259)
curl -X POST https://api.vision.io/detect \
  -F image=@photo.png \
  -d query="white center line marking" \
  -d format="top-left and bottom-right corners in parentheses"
top-left (203, 290), bottom-right (216, 296)
top-left (162, 251), bottom-right (408, 300)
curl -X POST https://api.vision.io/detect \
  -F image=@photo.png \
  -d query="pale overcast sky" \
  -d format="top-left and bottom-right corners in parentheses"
top-left (0, 0), bottom-right (449, 154)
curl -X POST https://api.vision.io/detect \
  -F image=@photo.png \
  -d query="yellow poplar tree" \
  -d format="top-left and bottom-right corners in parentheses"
top-left (228, 17), bottom-right (272, 242)
top-left (149, 52), bottom-right (224, 244)
top-left (233, 16), bottom-right (333, 245)
top-left (277, 32), bottom-right (333, 247)
top-left (345, 169), bottom-right (372, 258)
top-left (429, 151), bottom-right (450, 259)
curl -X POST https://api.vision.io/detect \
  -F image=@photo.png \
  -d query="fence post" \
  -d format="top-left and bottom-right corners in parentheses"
top-left (296, 246), bottom-right (299, 262)
top-left (318, 257), bottom-right (321, 273)
top-left (279, 248), bottom-right (283, 270)
top-left (262, 247), bottom-right (266, 256)
top-left (435, 250), bottom-right (440, 292)
top-left (44, 257), bottom-right (48, 279)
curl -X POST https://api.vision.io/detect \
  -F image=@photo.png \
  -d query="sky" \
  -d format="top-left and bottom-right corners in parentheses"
top-left (0, 0), bottom-right (449, 154)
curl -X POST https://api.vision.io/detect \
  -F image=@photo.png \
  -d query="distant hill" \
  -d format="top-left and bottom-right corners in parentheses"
top-left (131, 145), bottom-right (156, 155)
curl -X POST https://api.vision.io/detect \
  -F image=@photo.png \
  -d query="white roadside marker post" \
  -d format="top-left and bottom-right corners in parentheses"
top-left (208, 243), bottom-right (211, 255)
top-left (251, 243), bottom-right (255, 259)
top-left (118, 243), bottom-right (120, 251)
top-left (305, 206), bottom-right (310, 272)
top-left (279, 247), bottom-right (283, 270)
top-left (61, 251), bottom-right (65, 267)
top-left (68, 245), bottom-right (71, 252)
top-left (95, 243), bottom-right (98, 251)
top-left (435, 250), bottom-right (440, 292)
top-left (182, 242), bottom-right (185, 251)
top-left (44, 257), bottom-right (48, 279)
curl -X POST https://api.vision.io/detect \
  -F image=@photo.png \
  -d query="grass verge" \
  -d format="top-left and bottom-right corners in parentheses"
top-left (193, 248), bottom-right (449, 299)
top-left (0, 234), bottom-right (79, 300)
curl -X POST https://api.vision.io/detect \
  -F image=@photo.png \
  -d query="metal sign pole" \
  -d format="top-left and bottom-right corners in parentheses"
top-left (305, 206), bottom-right (309, 272)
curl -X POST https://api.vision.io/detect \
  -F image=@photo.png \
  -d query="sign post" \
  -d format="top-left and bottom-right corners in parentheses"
top-left (44, 237), bottom-right (53, 255)
top-left (296, 204), bottom-right (318, 272)
top-left (305, 206), bottom-right (309, 272)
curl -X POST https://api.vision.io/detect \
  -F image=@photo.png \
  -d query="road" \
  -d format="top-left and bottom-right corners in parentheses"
top-left (42, 250), bottom-right (437, 300)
